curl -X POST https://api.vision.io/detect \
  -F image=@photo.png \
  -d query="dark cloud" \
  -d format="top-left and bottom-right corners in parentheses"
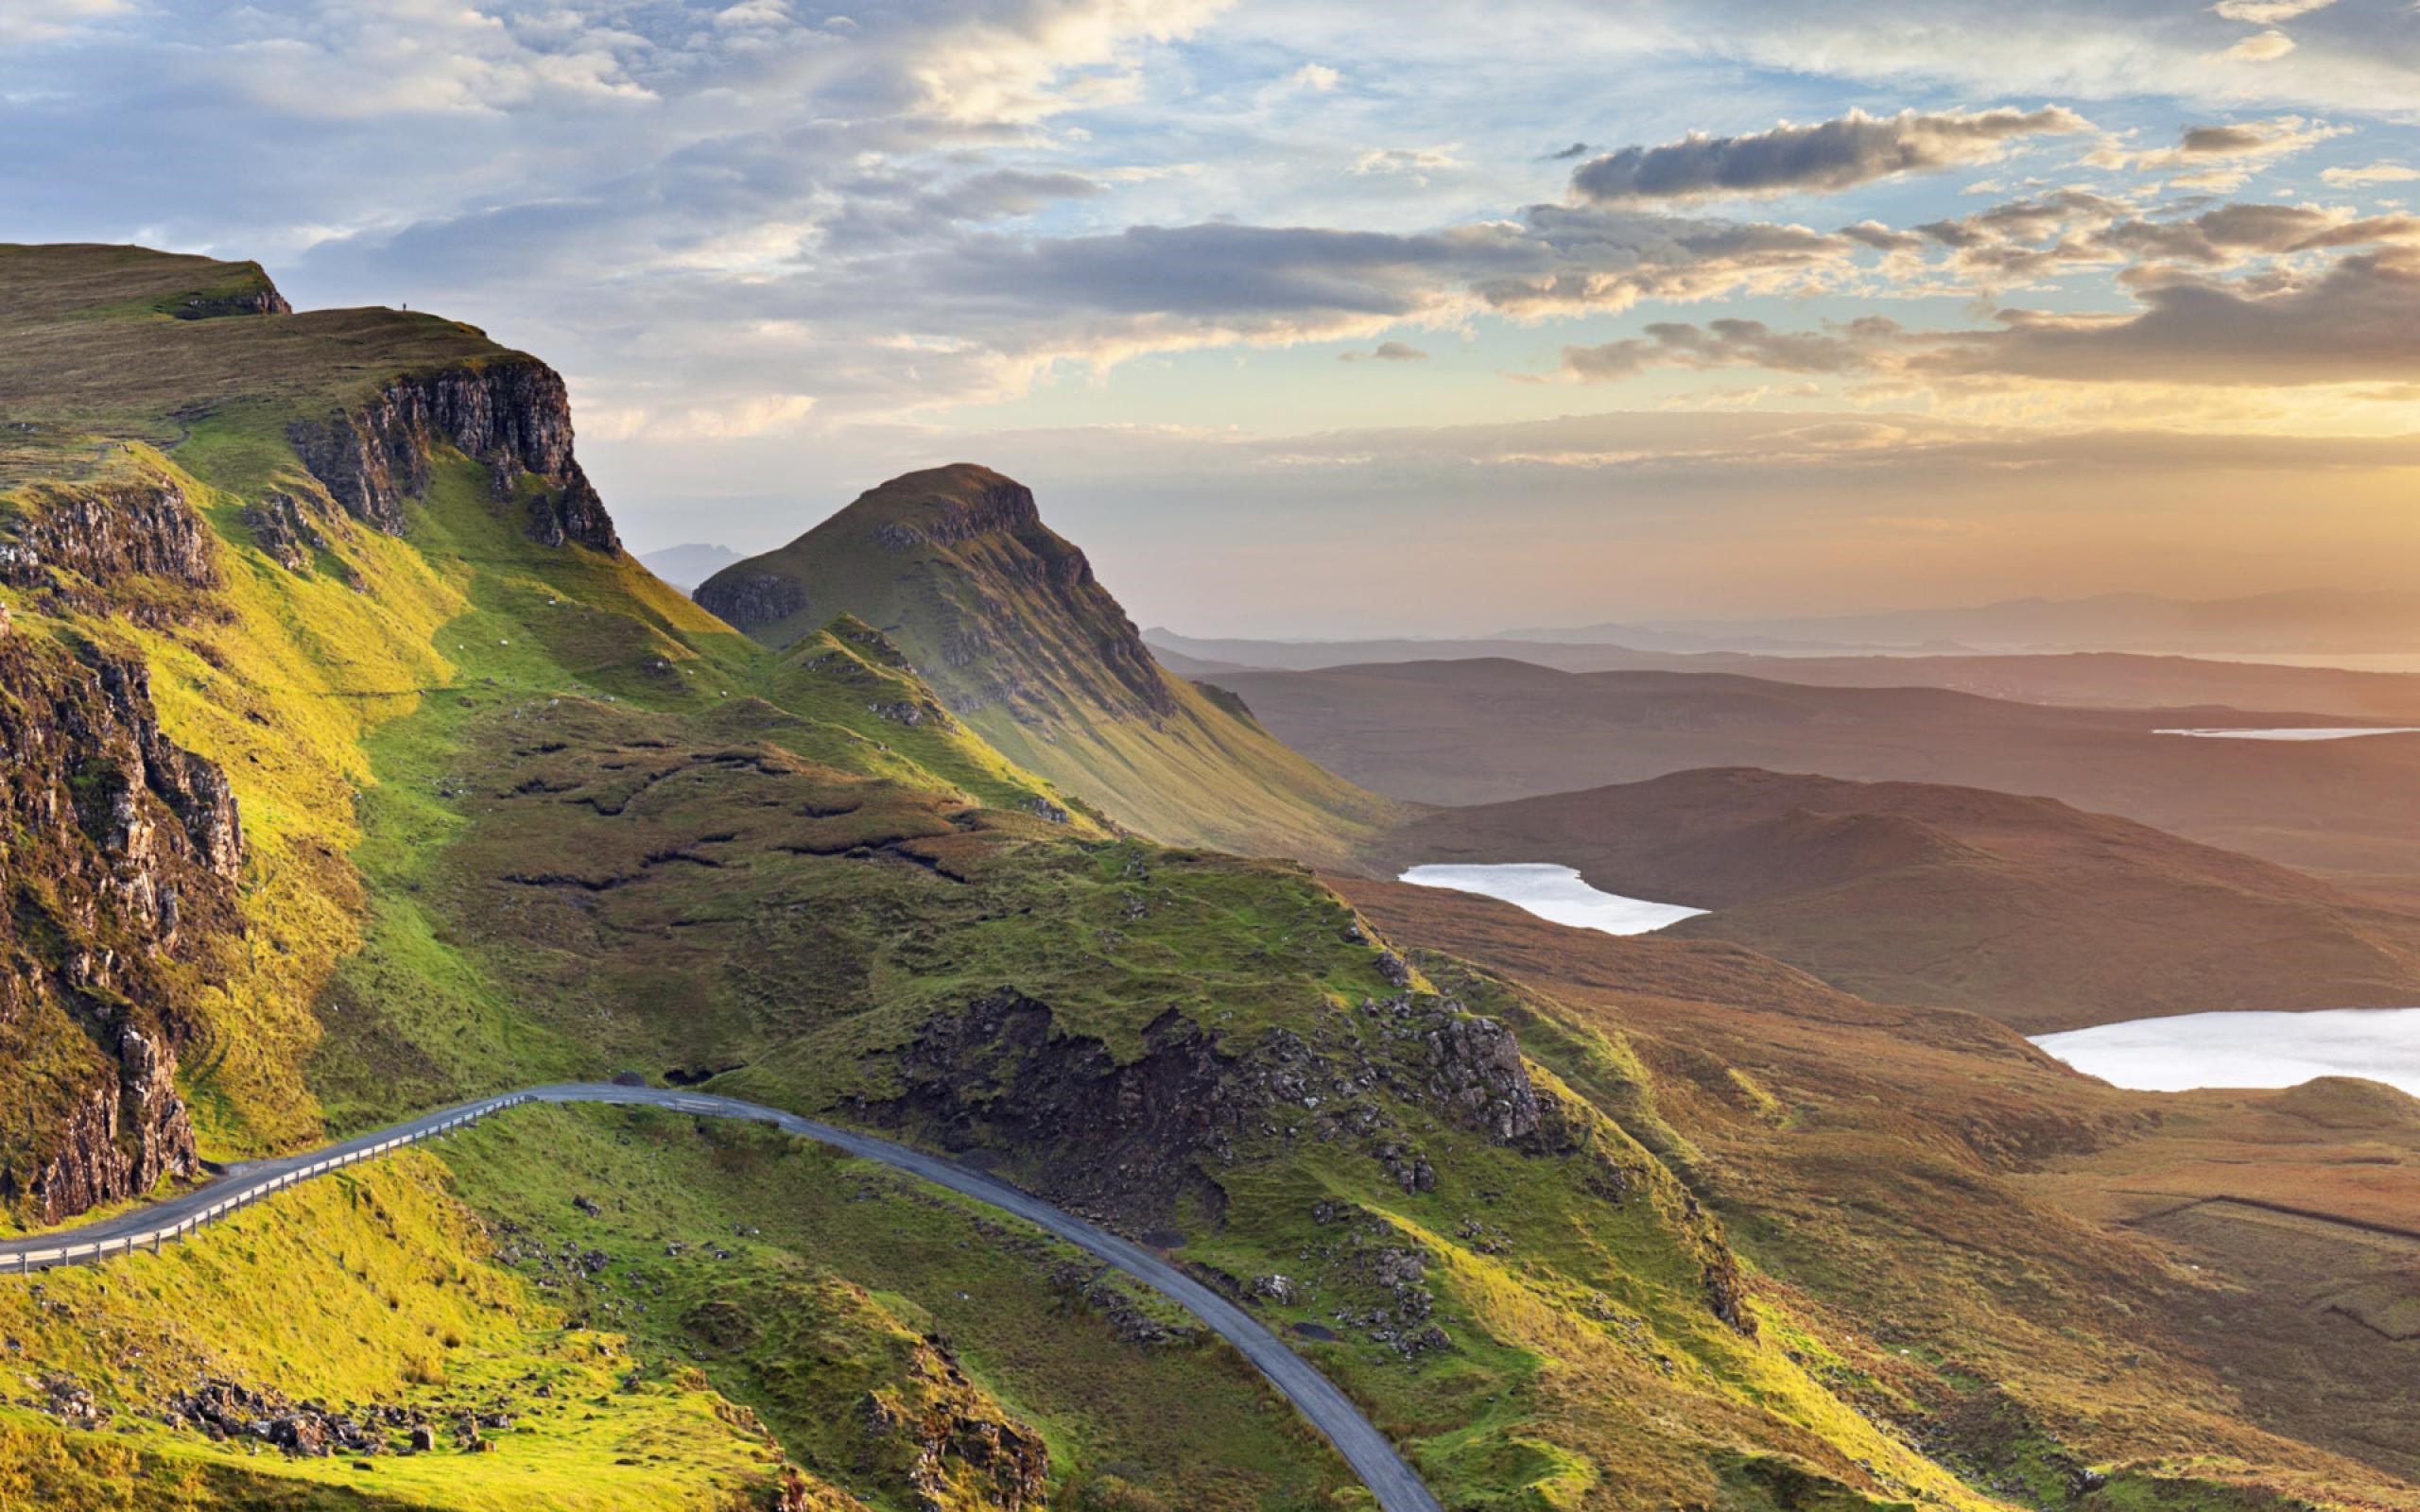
top-left (1341, 341), bottom-right (1431, 361)
top-left (1569, 105), bottom-right (2089, 203)
top-left (1544, 141), bottom-right (1592, 160)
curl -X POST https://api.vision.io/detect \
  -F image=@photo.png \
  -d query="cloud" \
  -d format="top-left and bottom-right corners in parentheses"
top-left (2218, 29), bottom-right (2297, 61)
top-left (2094, 201), bottom-right (2420, 266)
top-left (1349, 144), bottom-right (1467, 180)
top-left (0, 0), bottom-right (129, 42)
top-left (1564, 317), bottom-right (1896, 381)
top-left (1285, 61), bottom-right (1341, 91)
top-left (2210, 0), bottom-right (2334, 21)
top-left (1550, 237), bottom-right (2420, 392)
top-left (1569, 105), bottom-right (2091, 204)
top-left (1928, 249), bottom-right (2420, 385)
top-left (1340, 340), bottom-right (1430, 361)
top-left (1479, 205), bottom-right (1861, 314)
top-left (2324, 162), bottom-right (2420, 186)
top-left (2088, 115), bottom-right (2342, 180)
top-left (1545, 142), bottom-right (1592, 161)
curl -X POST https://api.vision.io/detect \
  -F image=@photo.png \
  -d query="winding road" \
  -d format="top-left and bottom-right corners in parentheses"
top-left (0, 1082), bottom-right (1443, 1512)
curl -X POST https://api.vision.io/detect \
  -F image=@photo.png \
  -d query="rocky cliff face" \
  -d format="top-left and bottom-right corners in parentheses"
top-left (0, 474), bottom-right (220, 621)
top-left (895, 473), bottom-right (1173, 724)
top-left (696, 466), bottom-right (1176, 726)
top-left (694, 571), bottom-right (807, 630)
top-left (290, 358), bottom-right (619, 552)
top-left (862, 977), bottom-right (1557, 1227)
top-left (0, 629), bottom-right (241, 1222)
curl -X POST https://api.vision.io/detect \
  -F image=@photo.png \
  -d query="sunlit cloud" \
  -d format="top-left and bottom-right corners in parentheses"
top-left (2217, 29), bottom-right (2298, 61)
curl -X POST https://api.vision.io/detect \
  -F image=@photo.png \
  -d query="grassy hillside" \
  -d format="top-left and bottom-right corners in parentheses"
top-left (2, 243), bottom-right (2413, 1512)
top-left (1377, 766), bottom-right (2420, 1031)
top-left (693, 464), bottom-right (1403, 867)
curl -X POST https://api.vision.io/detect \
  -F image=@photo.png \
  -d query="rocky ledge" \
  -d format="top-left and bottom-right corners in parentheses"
top-left (290, 356), bottom-right (619, 552)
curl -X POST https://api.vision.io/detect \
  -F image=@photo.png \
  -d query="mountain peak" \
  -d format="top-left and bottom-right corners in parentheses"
top-left (698, 466), bottom-right (1400, 861)
top-left (843, 462), bottom-right (1045, 547)
top-left (698, 462), bottom-right (1156, 720)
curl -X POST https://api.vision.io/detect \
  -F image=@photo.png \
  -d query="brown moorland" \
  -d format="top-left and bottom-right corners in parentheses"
top-left (1374, 765), bottom-right (2420, 1032)
top-left (1337, 874), bottom-right (2420, 1500)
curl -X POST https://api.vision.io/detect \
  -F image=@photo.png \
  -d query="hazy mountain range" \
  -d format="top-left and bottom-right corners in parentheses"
top-left (1500, 589), bottom-right (2420, 656)
top-left (636, 541), bottom-right (742, 593)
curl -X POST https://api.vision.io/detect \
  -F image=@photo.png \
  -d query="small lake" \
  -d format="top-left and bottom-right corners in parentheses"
top-left (1398, 863), bottom-right (1707, 936)
top-left (2032, 1007), bottom-right (2420, 1099)
top-left (2155, 727), bottom-right (2420, 742)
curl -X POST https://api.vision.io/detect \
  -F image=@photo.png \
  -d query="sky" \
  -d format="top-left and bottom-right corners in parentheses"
top-left (3, 0), bottom-right (2417, 635)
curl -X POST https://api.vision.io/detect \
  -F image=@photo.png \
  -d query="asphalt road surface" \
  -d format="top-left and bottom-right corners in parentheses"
top-left (0, 1081), bottom-right (1444, 1512)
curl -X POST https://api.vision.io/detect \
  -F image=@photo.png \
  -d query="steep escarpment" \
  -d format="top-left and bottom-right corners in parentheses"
top-left (0, 627), bottom-right (240, 1222)
top-left (699, 464), bottom-right (1400, 865)
top-left (290, 356), bottom-right (618, 551)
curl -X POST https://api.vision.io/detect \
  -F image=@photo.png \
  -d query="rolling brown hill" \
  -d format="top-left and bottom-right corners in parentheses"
top-left (1376, 766), bottom-right (2420, 1032)
top-left (1216, 658), bottom-right (2420, 902)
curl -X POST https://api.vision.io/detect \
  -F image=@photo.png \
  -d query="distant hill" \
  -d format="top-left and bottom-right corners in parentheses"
top-left (1146, 627), bottom-right (2420, 722)
top-left (637, 541), bottom-right (741, 592)
top-left (1213, 658), bottom-right (2420, 902)
top-left (1566, 588), bottom-right (2420, 656)
top-left (697, 465), bottom-right (1401, 863)
top-left (1377, 766), bottom-right (2420, 1032)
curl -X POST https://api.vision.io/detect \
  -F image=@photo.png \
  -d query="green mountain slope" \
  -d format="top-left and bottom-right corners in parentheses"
top-left (0, 244), bottom-right (2411, 1512)
top-left (694, 464), bottom-right (1403, 866)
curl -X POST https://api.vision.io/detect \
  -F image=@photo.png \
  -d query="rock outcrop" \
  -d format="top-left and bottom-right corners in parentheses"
top-left (862, 984), bottom-right (1555, 1228)
top-left (0, 475), bottom-right (220, 619)
top-left (694, 571), bottom-right (806, 631)
top-left (856, 1339), bottom-right (1049, 1511)
top-left (239, 491), bottom-right (330, 574)
top-left (165, 265), bottom-right (292, 319)
top-left (0, 635), bottom-right (241, 1222)
top-left (289, 357), bottom-right (619, 552)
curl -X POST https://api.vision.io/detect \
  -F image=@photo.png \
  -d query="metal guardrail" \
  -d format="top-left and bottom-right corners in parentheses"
top-left (0, 1093), bottom-right (536, 1273)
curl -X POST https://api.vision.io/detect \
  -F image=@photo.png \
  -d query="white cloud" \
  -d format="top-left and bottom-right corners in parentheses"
top-left (1286, 61), bottom-right (1341, 91)
top-left (2210, 0), bottom-right (2335, 21)
top-left (2324, 162), bottom-right (2420, 185)
top-left (2218, 29), bottom-right (2298, 61)
top-left (0, 0), bottom-right (129, 43)
top-left (1349, 144), bottom-right (1466, 180)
